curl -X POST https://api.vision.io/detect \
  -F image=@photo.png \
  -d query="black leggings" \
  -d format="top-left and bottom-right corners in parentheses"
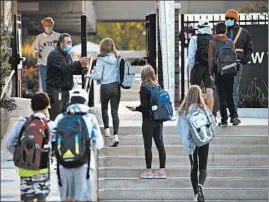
top-left (189, 143), bottom-right (209, 194)
top-left (142, 119), bottom-right (166, 169)
top-left (100, 82), bottom-right (121, 135)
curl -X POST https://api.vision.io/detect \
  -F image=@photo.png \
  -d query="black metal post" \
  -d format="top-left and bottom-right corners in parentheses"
top-left (156, 9), bottom-right (164, 89)
top-left (145, 13), bottom-right (157, 73)
top-left (12, 14), bottom-right (18, 97)
top-left (180, 14), bottom-right (185, 101)
top-left (81, 15), bottom-right (87, 88)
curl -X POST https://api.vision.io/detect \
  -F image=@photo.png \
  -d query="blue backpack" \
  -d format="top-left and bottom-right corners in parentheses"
top-left (214, 38), bottom-right (237, 75)
top-left (143, 84), bottom-right (173, 122)
top-left (117, 56), bottom-right (135, 89)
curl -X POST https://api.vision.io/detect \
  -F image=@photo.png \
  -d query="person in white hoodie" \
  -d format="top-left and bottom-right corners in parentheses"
top-left (85, 38), bottom-right (121, 147)
top-left (52, 89), bottom-right (104, 201)
top-left (33, 17), bottom-right (60, 93)
top-left (187, 18), bottom-right (214, 112)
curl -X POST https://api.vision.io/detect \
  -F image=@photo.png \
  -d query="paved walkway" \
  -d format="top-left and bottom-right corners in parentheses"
top-left (1, 101), bottom-right (267, 201)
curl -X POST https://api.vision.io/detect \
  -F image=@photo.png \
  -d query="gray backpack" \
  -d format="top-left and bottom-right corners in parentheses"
top-left (187, 108), bottom-right (216, 147)
top-left (215, 38), bottom-right (237, 75)
top-left (117, 56), bottom-right (135, 89)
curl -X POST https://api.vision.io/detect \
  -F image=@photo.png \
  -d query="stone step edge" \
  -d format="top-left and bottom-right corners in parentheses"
top-left (98, 187), bottom-right (268, 191)
top-left (107, 134), bottom-right (269, 137)
top-left (98, 165), bottom-right (268, 170)
top-left (98, 176), bottom-right (267, 180)
top-left (98, 200), bottom-right (268, 202)
top-left (98, 154), bottom-right (268, 159)
top-left (101, 144), bottom-right (268, 148)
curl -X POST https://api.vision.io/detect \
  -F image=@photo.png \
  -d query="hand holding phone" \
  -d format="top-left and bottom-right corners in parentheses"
top-left (126, 106), bottom-right (136, 111)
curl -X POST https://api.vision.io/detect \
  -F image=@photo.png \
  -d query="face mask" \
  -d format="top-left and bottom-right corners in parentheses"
top-left (64, 44), bottom-right (72, 53)
top-left (226, 19), bottom-right (235, 27)
top-left (44, 27), bottom-right (53, 34)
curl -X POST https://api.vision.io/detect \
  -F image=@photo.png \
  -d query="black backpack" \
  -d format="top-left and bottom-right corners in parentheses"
top-left (54, 113), bottom-right (91, 186)
top-left (196, 34), bottom-right (213, 66)
top-left (214, 39), bottom-right (237, 75)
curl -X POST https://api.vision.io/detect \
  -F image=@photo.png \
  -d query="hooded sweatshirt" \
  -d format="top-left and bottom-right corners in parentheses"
top-left (89, 52), bottom-right (118, 85)
top-left (208, 34), bottom-right (235, 74)
top-left (187, 26), bottom-right (212, 69)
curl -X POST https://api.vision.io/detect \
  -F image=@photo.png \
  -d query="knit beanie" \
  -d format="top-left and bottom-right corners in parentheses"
top-left (225, 9), bottom-right (239, 21)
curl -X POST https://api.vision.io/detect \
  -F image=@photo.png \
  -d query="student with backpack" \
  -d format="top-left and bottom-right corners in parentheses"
top-left (52, 89), bottom-right (104, 201)
top-left (5, 92), bottom-right (54, 202)
top-left (85, 38), bottom-right (122, 147)
top-left (187, 18), bottom-right (214, 112)
top-left (208, 22), bottom-right (241, 126)
top-left (127, 65), bottom-right (172, 179)
top-left (177, 85), bottom-right (216, 202)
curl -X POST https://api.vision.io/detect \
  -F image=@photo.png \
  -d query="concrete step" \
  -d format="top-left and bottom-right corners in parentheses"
top-left (104, 134), bottom-right (268, 145)
top-left (99, 200), bottom-right (268, 202)
top-left (98, 166), bottom-right (268, 178)
top-left (117, 125), bottom-right (268, 135)
top-left (98, 177), bottom-right (267, 189)
top-left (99, 144), bottom-right (268, 156)
top-left (98, 188), bottom-right (268, 200)
top-left (98, 155), bottom-right (268, 167)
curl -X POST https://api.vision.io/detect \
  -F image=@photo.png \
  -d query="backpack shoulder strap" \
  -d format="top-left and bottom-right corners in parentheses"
top-left (233, 27), bottom-right (242, 44)
top-left (142, 83), bottom-right (152, 93)
top-left (226, 38), bottom-right (232, 44)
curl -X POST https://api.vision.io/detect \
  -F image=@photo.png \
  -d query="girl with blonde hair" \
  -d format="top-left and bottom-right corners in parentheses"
top-left (127, 65), bottom-right (167, 179)
top-left (86, 38), bottom-right (120, 147)
top-left (177, 85), bottom-right (215, 202)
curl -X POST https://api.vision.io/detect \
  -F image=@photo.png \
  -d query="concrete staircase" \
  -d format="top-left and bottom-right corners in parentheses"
top-left (97, 125), bottom-right (268, 201)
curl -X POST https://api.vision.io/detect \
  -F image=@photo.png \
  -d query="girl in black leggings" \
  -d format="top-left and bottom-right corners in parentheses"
top-left (127, 65), bottom-right (166, 179)
top-left (177, 85), bottom-right (215, 202)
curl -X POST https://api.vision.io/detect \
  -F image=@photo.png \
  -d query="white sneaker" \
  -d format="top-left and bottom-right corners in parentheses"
top-left (111, 134), bottom-right (119, 147)
top-left (104, 128), bottom-right (111, 137)
top-left (193, 194), bottom-right (198, 201)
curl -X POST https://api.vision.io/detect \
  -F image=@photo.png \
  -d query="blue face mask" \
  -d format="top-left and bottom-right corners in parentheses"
top-left (64, 44), bottom-right (72, 53)
top-left (226, 19), bottom-right (235, 27)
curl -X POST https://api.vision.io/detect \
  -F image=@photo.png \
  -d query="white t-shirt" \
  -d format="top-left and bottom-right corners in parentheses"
top-left (32, 31), bottom-right (61, 66)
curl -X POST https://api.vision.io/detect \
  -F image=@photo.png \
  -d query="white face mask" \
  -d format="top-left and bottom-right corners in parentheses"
top-left (44, 27), bottom-right (53, 34)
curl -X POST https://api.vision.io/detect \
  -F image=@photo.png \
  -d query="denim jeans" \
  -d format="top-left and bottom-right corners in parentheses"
top-left (39, 65), bottom-right (47, 93)
top-left (233, 65), bottom-right (242, 109)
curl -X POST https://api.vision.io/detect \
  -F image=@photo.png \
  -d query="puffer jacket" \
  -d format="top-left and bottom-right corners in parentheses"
top-left (227, 23), bottom-right (254, 64)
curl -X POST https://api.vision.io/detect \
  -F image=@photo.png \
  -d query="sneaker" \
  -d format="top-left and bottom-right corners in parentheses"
top-left (110, 135), bottom-right (119, 147)
top-left (218, 120), bottom-right (228, 126)
top-left (139, 170), bottom-right (153, 179)
top-left (193, 194), bottom-right (198, 202)
top-left (104, 128), bottom-right (111, 137)
top-left (231, 117), bottom-right (241, 126)
top-left (153, 169), bottom-right (167, 179)
top-left (197, 184), bottom-right (205, 202)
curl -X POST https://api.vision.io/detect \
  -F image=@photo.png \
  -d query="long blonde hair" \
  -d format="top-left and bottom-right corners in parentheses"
top-left (140, 65), bottom-right (159, 87)
top-left (98, 38), bottom-right (120, 57)
top-left (177, 85), bottom-right (206, 115)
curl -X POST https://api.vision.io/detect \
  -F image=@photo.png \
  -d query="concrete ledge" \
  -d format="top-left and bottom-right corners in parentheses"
top-left (238, 108), bottom-right (268, 119)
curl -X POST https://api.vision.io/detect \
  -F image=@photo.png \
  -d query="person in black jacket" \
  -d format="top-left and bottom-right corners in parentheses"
top-left (127, 65), bottom-right (166, 179)
top-left (46, 33), bottom-right (88, 120)
top-left (225, 9), bottom-right (254, 109)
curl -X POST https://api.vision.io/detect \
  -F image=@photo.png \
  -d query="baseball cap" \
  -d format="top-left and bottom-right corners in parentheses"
top-left (198, 18), bottom-right (210, 28)
top-left (70, 89), bottom-right (89, 104)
